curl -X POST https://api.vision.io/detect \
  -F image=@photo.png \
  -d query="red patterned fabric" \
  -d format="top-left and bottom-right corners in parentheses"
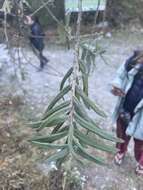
top-left (116, 116), bottom-right (143, 165)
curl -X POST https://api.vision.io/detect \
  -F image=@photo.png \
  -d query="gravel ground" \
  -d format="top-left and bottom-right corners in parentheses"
top-left (0, 29), bottom-right (143, 189)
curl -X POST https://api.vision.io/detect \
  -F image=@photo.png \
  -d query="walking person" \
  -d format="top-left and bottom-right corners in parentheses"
top-left (24, 15), bottom-right (49, 70)
top-left (111, 50), bottom-right (143, 176)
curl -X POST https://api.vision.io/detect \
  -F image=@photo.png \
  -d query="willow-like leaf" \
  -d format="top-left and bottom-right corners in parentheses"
top-left (38, 115), bottom-right (67, 130)
top-left (75, 113), bottom-right (122, 143)
top-left (74, 97), bottom-right (99, 126)
top-left (74, 129), bottom-right (116, 153)
top-left (85, 53), bottom-right (92, 74)
top-left (79, 60), bottom-right (87, 74)
top-left (32, 106), bottom-right (69, 130)
top-left (73, 139), bottom-right (106, 165)
top-left (42, 104), bottom-right (70, 123)
top-left (82, 74), bottom-right (88, 96)
top-left (82, 74), bottom-right (90, 109)
top-left (31, 130), bottom-right (68, 144)
top-left (48, 85), bottom-right (71, 110)
top-left (60, 67), bottom-right (73, 91)
top-left (43, 101), bottom-right (70, 120)
top-left (74, 97), bottom-right (90, 122)
top-left (42, 107), bottom-right (70, 123)
top-left (46, 148), bottom-right (69, 163)
top-left (31, 141), bottom-right (68, 149)
top-left (51, 121), bottom-right (69, 135)
top-left (73, 122), bottom-right (88, 149)
top-left (75, 86), bottom-right (106, 118)
top-left (51, 123), bottom-right (64, 134)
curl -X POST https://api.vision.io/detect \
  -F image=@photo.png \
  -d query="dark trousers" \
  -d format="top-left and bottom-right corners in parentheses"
top-left (30, 42), bottom-right (48, 69)
top-left (39, 51), bottom-right (48, 68)
top-left (116, 116), bottom-right (143, 165)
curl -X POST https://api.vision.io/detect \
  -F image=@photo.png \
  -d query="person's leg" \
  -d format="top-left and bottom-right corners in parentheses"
top-left (41, 53), bottom-right (49, 63)
top-left (114, 116), bottom-right (131, 165)
top-left (116, 116), bottom-right (131, 153)
top-left (39, 51), bottom-right (48, 69)
top-left (134, 138), bottom-right (143, 162)
top-left (134, 138), bottom-right (143, 175)
top-left (39, 51), bottom-right (45, 69)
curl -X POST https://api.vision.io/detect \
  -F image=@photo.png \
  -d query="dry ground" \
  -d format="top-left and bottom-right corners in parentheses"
top-left (0, 28), bottom-right (143, 189)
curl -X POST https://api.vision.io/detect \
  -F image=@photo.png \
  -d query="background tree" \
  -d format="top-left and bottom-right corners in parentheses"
top-left (106, 0), bottom-right (143, 27)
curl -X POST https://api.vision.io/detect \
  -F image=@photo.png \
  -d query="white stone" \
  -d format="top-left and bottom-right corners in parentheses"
top-left (106, 32), bottom-right (112, 38)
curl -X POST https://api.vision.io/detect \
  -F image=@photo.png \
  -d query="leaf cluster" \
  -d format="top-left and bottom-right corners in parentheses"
top-left (30, 44), bottom-right (120, 167)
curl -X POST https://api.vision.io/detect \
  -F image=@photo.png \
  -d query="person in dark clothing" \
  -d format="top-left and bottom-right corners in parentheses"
top-left (123, 51), bottom-right (143, 118)
top-left (24, 15), bottom-right (49, 69)
top-left (111, 50), bottom-right (143, 176)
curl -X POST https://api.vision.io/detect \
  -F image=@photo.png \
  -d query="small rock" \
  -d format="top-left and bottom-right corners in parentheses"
top-left (44, 152), bottom-right (48, 156)
top-left (105, 32), bottom-right (112, 38)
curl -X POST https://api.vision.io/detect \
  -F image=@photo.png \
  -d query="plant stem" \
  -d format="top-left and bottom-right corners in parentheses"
top-left (68, 0), bottom-right (82, 161)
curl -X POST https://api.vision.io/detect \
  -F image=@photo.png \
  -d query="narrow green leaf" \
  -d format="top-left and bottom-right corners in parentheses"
top-left (82, 74), bottom-right (89, 96)
top-left (43, 101), bottom-right (70, 120)
top-left (31, 141), bottom-right (68, 149)
top-left (60, 67), bottom-right (73, 91)
top-left (38, 115), bottom-right (67, 130)
top-left (73, 122), bottom-right (88, 148)
top-left (79, 60), bottom-right (87, 74)
top-left (75, 113), bottom-right (121, 143)
top-left (32, 106), bottom-right (68, 130)
top-left (48, 85), bottom-right (71, 110)
top-left (31, 130), bottom-right (68, 143)
top-left (74, 97), bottom-right (90, 122)
top-left (46, 148), bottom-right (69, 163)
top-left (74, 129), bottom-right (116, 153)
top-left (75, 86), bottom-right (107, 117)
top-left (74, 97), bottom-right (99, 126)
top-left (71, 146), bottom-right (85, 166)
top-left (42, 106), bottom-right (69, 123)
top-left (51, 123), bottom-right (63, 134)
top-left (73, 140), bottom-right (106, 165)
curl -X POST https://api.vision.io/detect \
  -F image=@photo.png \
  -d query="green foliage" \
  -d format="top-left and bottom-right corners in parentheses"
top-left (30, 41), bottom-right (120, 167)
top-left (60, 67), bottom-right (73, 91)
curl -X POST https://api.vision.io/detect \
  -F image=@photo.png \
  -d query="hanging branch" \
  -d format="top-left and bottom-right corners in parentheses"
top-left (30, 0), bottom-right (121, 168)
top-left (67, 0), bottom-right (82, 164)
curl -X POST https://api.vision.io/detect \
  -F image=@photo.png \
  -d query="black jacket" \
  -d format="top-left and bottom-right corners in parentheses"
top-left (30, 21), bottom-right (45, 51)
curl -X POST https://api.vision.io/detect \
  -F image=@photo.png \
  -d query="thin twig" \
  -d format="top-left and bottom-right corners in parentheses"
top-left (93, 0), bottom-right (101, 26)
top-left (41, 0), bottom-right (70, 38)
top-left (30, 0), bottom-right (54, 16)
top-left (3, 0), bottom-right (9, 45)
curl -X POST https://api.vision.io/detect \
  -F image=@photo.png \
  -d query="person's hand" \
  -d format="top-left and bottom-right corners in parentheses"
top-left (111, 86), bottom-right (125, 97)
top-left (137, 56), bottom-right (143, 64)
